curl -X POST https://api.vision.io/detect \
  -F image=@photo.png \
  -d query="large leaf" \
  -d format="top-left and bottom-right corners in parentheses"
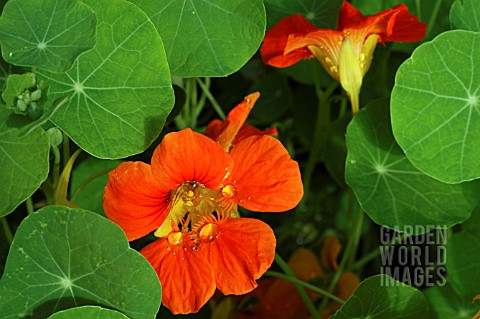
top-left (330, 275), bottom-right (429, 318)
top-left (345, 99), bottom-right (479, 233)
top-left (0, 0), bottom-right (96, 72)
top-left (264, 0), bottom-right (341, 29)
top-left (130, 0), bottom-right (266, 77)
top-left (450, 0), bottom-right (480, 32)
top-left (0, 109), bottom-right (50, 217)
top-left (37, 0), bottom-right (174, 159)
top-left (391, 30), bottom-right (480, 183)
top-left (48, 306), bottom-right (129, 319)
top-left (446, 208), bottom-right (480, 298)
top-left (0, 206), bottom-right (162, 318)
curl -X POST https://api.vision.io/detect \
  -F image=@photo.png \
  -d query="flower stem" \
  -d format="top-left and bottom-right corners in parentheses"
top-left (69, 169), bottom-right (110, 203)
top-left (302, 80), bottom-right (337, 202)
top-left (274, 253), bottom-right (321, 319)
top-left (51, 145), bottom-right (61, 188)
top-left (62, 132), bottom-right (70, 169)
top-left (352, 231), bottom-right (413, 271)
top-left (426, 0), bottom-right (443, 39)
top-left (1, 217), bottom-right (13, 245)
top-left (317, 207), bottom-right (364, 314)
top-left (265, 270), bottom-right (346, 305)
top-left (26, 197), bottom-right (34, 214)
top-left (196, 77), bottom-right (226, 120)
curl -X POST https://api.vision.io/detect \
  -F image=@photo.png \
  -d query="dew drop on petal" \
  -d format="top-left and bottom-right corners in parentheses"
top-left (166, 246), bottom-right (172, 252)
top-left (192, 246), bottom-right (198, 252)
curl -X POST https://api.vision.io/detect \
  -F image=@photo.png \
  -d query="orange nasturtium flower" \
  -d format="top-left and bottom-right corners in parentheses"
top-left (260, 1), bottom-right (426, 114)
top-left (103, 93), bottom-right (303, 314)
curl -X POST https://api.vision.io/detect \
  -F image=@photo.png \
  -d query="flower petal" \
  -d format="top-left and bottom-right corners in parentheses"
top-left (151, 128), bottom-right (234, 190)
top-left (203, 218), bottom-right (276, 295)
top-left (205, 122), bottom-right (278, 149)
top-left (141, 238), bottom-right (216, 314)
top-left (227, 135), bottom-right (303, 212)
top-left (285, 29), bottom-right (343, 81)
top-left (204, 93), bottom-right (261, 151)
top-left (103, 162), bottom-right (169, 241)
top-left (339, 2), bottom-right (426, 43)
top-left (337, 0), bottom-right (365, 30)
top-left (260, 14), bottom-right (317, 68)
top-left (383, 4), bottom-right (427, 42)
top-left (320, 236), bottom-right (342, 271)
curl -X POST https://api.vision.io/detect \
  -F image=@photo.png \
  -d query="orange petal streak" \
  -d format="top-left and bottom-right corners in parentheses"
top-left (214, 92), bottom-right (260, 151)
top-left (151, 128), bottom-right (234, 190)
top-left (202, 218), bottom-right (276, 295)
top-left (141, 238), bottom-right (216, 314)
top-left (227, 135), bottom-right (303, 212)
top-left (103, 162), bottom-right (169, 241)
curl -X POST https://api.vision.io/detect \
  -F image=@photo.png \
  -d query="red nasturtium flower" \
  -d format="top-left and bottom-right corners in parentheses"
top-left (260, 1), bottom-right (426, 114)
top-left (103, 93), bottom-right (303, 314)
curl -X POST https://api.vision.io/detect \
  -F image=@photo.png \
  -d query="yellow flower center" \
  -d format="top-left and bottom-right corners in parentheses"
top-left (154, 181), bottom-right (238, 239)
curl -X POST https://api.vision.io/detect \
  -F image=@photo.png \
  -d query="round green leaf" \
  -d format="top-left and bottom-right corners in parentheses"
top-left (0, 0), bottom-right (96, 72)
top-left (0, 206), bottom-right (162, 318)
top-left (130, 0), bottom-right (266, 77)
top-left (70, 157), bottom-right (122, 215)
top-left (264, 0), bottom-right (341, 29)
top-left (346, 99), bottom-right (479, 233)
top-left (0, 110), bottom-right (49, 217)
top-left (391, 30), bottom-right (480, 183)
top-left (37, 0), bottom-right (174, 159)
top-left (330, 275), bottom-right (429, 319)
top-left (446, 208), bottom-right (480, 298)
top-left (450, 0), bottom-right (480, 32)
top-left (48, 306), bottom-right (130, 319)
top-left (426, 284), bottom-right (479, 319)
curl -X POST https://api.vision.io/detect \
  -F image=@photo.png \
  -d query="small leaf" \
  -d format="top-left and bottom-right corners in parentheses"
top-left (0, 206), bottom-right (162, 318)
top-left (0, 109), bottom-right (50, 217)
top-left (48, 306), bottom-right (130, 319)
top-left (345, 99), bottom-right (479, 233)
top-left (37, 0), bottom-right (174, 159)
top-left (2, 73), bottom-right (35, 109)
top-left (0, 0), bottom-right (96, 72)
top-left (450, 0), bottom-right (480, 32)
top-left (330, 275), bottom-right (429, 319)
top-left (391, 30), bottom-right (480, 183)
top-left (130, 0), bottom-right (266, 77)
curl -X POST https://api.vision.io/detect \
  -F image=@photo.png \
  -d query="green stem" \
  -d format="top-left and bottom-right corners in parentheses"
top-left (353, 231), bottom-right (413, 271)
top-left (196, 78), bottom-right (226, 120)
top-left (302, 80), bottom-right (337, 202)
top-left (415, 0), bottom-right (422, 21)
top-left (348, 208), bottom-right (364, 270)
top-left (317, 208), bottom-right (364, 314)
top-left (1, 217), bottom-right (13, 244)
top-left (25, 197), bottom-right (34, 214)
top-left (62, 132), bottom-right (70, 169)
top-left (51, 145), bottom-right (61, 188)
top-left (275, 253), bottom-right (321, 319)
top-left (426, 0), bottom-right (442, 39)
top-left (265, 271), bottom-right (346, 305)
top-left (70, 169), bottom-right (110, 202)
